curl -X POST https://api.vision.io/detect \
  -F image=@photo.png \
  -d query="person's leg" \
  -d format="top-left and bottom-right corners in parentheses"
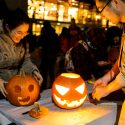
top-left (118, 100), bottom-right (125, 125)
top-left (48, 59), bottom-right (56, 88)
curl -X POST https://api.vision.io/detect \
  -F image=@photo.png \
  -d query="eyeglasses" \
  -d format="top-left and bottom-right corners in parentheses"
top-left (12, 30), bottom-right (29, 37)
top-left (97, 0), bottom-right (112, 13)
top-left (16, 31), bottom-right (29, 37)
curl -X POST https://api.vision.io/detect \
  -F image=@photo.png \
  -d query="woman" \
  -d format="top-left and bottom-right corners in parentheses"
top-left (0, 8), bottom-right (43, 98)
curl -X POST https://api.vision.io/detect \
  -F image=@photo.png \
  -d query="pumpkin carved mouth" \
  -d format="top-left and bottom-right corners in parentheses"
top-left (54, 94), bottom-right (87, 107)
top-left (18, 96), bottom-right (30, 105)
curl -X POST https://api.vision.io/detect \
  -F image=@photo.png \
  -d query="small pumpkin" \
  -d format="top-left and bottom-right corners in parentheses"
top-left (29, 102), bottom-right (49, 118)
top-left (52, 73), bottom-right (87, 109)
top-left (6, 73), bottom-right (40, 106)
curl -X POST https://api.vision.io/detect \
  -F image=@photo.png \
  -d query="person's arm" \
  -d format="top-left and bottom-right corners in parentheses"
top-left (19, 42), bottom-right (39, 73)
top-left (106, 79), bottom-right (123, 94)
top-left (20, 42), bottom-right (43, 86)
top-left (92, 60), bottom-right (125, 101)
top-left (93, 59), bottom-right (119, 89)
top-left (102, 59), bottom-right (119, 82)
top-left (0, 79), bottom-right (7, 97)
top-left (92, 76), bottom-right (124, 101)
top-left (92, 80), bottom-right (123, 101)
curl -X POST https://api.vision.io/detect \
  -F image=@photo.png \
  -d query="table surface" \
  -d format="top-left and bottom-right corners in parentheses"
top-left (0, 83), bottom-right (117, 125)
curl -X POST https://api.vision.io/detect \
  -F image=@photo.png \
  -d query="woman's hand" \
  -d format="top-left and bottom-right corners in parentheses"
top-left (93, 78), bottom-right (108, 90)
top-left (92, 86), bottom-right (109, 101)
top-left (32, 70), bottom-right (43, 86)
top-left (0, 79), bottom-right (8, 97)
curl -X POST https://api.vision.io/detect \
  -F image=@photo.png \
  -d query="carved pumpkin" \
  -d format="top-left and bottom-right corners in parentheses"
top-left (52, 73), bottom-right (87, 109)
top-left (6, 74), bottom-right (40, 106)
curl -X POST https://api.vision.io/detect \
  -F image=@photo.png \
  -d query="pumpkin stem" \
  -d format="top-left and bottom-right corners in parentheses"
top-left (34, 102), bottom-right (41, 112)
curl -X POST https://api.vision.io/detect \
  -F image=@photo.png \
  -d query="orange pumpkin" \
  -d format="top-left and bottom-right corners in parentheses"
top-left (29, 106), bottom-right (49, 118)
top-left (6, 74), bottom-right (40, 106)
top-left (52, 73), bottom-right (87, 109)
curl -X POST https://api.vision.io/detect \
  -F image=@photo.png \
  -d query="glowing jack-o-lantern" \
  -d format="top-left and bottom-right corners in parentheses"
top-left (6, 74), bottom-right (40, 106)
top-left (52, 73), bottom-right (87, 109)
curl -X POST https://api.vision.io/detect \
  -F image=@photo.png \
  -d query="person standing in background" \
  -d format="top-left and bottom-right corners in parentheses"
top-left (37, 21), bottom-right (60, 90)
top-left (56, 27), bottom-right (70, 75)
top-left (69, 18), bottom-right (82, 48)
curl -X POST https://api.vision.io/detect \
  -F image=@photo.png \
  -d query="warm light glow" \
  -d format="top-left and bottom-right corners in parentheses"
top-left (28, 0), bottom-right (32, 4)
top-left (18, 97), bottom-right (30, 105)
top-left (37, 103), bottom-right (116, 125)
top-left (61, 73), bottom-right (80, 78)
top-left (75, 84), bottom-right (85, 94)
top-left (28, 0), bottom-right (117, 35)
top-left (54, 95), bottom-right (66, 105)
top-left (57, 23), bottom-right (61, 25)
top-left (108, 21), bottom-right (116, 26)
top-left (102, 18), bottom-right (107, 26)
top-left (95, 15), bottom-right (101, 20)
top-left (44, 2), bottom-right (57, 20)
top-left (54, 94), bottom-right (87, 107)
top-left (58, 5), bottom-right (65, 22)
top-left (55, 85), bottom-right (69, 95)
top-left (52, 73), bottom-right (87, 109)
top-left (68, 7), bottom-right (78, 21)
top-left (87, 15), bottom-right (91, 18)
top-left (67, 95), bottom-right (87, 107)
top-left (51, 5), bottom-right (57, 11)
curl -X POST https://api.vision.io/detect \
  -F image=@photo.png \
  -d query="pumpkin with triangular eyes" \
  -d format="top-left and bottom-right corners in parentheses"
top-left (52, 73), bottom-right (87, 109)
top-left (5, 74), bottom-right (40, 106)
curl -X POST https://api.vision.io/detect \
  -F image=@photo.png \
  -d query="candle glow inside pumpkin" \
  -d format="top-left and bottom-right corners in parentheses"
top-left (52, 73), bottom-right (87, 109)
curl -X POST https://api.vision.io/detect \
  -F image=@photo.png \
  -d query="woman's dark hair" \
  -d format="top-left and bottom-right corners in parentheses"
top-left (3, 8), bottom-right (30, 33)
